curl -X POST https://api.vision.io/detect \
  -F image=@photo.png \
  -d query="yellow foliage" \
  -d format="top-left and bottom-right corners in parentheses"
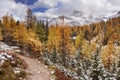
top-left (81, 41), bottom-right (93, 58)
top-left (27, 29), bottom-right (42, 50)
top-left (100, 44), bottom-right (119, 67)
top-left (75, 33), bottom-right (84, 49)
top-left (13, 23), bottom-right (29, 44)
top-left (47, 26), bottom-right (62, 51)
top-left (0, 28), bottom-right (3, 41)
top-left (13, 22), bottom-right (42, 51)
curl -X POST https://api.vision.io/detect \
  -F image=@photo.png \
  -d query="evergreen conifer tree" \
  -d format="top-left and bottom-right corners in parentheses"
top-left (89, 48), bottom-right (106, 80)
top-left (116, 55), bottom-right (120, 80)
top-left (51, 46), bottom-right (57, 63)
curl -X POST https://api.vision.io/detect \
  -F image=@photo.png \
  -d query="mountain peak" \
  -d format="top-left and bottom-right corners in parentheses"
top-left (117, 11), bottom-right (120, 14)
top-left (48, 10), bottom-right (120, 26)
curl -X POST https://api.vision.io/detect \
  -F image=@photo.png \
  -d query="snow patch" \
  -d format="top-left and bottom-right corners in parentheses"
top-left (0, 52), bottom-right (13, 66)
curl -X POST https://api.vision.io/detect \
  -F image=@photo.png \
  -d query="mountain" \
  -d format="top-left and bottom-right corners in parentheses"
top-left (48, 10), bottom-right (96, 26)
top-left (117, 11), bottom-right (120, 14)
top-left (99, 10), bottom-right (120, 22)
top-left (48, 10), bottom-right (120, 26)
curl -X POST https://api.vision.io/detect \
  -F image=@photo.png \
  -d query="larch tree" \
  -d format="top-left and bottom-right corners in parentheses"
top-left (47, 25), bottom-right (61, 52)
top-left (2, 14), bottom-right (16, 44)
top-left (13, 22), bottom-right (28, 50)
top-left (0, 20), bottom-right (3, 41)
top-left (75, 31), bottom-right (84, 50)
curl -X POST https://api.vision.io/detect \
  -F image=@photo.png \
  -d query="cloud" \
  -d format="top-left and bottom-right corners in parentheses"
top-left (54, 0), bottom-right (120, 14)
top-left (0, 0), bottom-right (120, 21)
top-left (30, 0), bottom-right (59, 9)
top-left (109, 0), bottom-right (120, 6)
top-left (33, 0), bottom-right (120, 19)
top-left (0, 0), bottom-right (28, 20)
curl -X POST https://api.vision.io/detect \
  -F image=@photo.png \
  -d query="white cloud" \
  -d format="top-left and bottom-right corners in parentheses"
top-left (34, 12), bottom-right (58, 19)
top-left (30, 0), bottom-right (59, 9)
top-left (0, 0), bottom-right (28, 21)
top-left (56, 0), bottom-right (120, 15)
top-left (0, 0), bottom-right (120, 21)
top-left (33, 0), bottom-right (120, 19)
top-left (109, 0), bottom-right (120, 6)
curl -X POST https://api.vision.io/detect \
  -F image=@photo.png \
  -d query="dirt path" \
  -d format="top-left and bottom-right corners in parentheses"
top-left (17, 54), bottom-right (50, 80)
top-left (0, 42), bottom-right (50, 80)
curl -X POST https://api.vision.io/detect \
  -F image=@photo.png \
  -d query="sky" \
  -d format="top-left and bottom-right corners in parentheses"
top-left (0, 0), bottom-right (120, 21)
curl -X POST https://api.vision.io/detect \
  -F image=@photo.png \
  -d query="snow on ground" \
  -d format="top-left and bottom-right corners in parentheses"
top-left (0, 42), bottom-right (12, 50)
top-left (0, 41), bottom-right (20, 66)
top-left (0, 41), bottom-right (50, 80)
top-left (0, 52), bottom-right (13, 66)
top-left (0, 42), bottom-right (20, 53)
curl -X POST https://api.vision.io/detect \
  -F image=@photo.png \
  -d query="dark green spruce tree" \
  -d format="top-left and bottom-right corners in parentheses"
top-left (89, 48), bottom-right (106, 80)
top-left (116, 55), bottom-right (120, 80)
top-left (35, 21), bottom-right (46, 42)
top-left (51, 46), bottom-right (57, 63)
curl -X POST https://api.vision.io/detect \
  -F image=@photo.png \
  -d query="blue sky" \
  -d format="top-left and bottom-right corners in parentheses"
top-left (0, 0), bottom-right (120, 20)
top-left (15, 0), bottom-right (48, 12)
top-left (15, 0), bottom-right (37, 5)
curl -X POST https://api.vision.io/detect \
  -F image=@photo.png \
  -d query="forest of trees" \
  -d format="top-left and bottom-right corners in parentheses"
top-left (46, 16), bottom-right (120, 66)
top-left (1, 8), bottom-right (120, 80)
top-left (0, 9), bottom-right (46, 58)
top-left (44, 16), bottom-right (120, 80)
